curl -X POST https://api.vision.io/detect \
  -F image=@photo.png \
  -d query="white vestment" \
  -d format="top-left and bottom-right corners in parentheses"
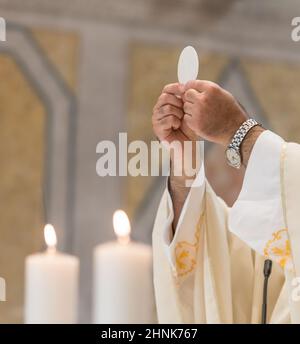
top-left (152, 130), bottom-right (300, 323)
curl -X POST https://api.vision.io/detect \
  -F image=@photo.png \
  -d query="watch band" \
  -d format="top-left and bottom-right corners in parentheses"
top-left (228, 118), bottom-right (260, 153)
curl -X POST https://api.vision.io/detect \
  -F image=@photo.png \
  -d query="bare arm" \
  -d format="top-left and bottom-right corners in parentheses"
top-left (168, 141), bottom-right (199, 233)
top-left (169, 169), bottom-right (196, 234)
top-left (240, 125), bottom-right (265, 167)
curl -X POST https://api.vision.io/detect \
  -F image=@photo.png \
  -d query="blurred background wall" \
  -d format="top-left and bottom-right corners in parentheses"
top-left (0, 0), bottom-right (299, 323)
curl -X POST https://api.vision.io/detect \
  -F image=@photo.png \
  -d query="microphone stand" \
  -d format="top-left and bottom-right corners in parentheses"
top-left (261, 259), bottom-right (273, 324)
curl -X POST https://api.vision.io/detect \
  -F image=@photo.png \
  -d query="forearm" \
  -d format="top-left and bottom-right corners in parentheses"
top-left (168, 177), bottom-right (191, 235)
top-left (168, 144), bottom-right (199, 234)
top-left (240, 125), bottom-right (265, 167)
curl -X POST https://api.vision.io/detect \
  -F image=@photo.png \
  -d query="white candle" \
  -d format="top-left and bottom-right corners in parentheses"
top-left (25, 224), bottom-right (79, 324)
top-left (93, 210), bottom-right (154, 324)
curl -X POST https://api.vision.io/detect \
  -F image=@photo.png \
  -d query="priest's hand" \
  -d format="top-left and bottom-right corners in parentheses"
top-left (182, 80), bottom-right (265, 165)
top-left (152, 83), bottom-right (198, 144)
top-left (152, 82), bottom-right (200, 182)
top-left (183, 80), bottom-right (247, 146)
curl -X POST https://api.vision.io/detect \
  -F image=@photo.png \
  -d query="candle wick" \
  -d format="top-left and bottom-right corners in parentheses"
top-left (47, 246), bottom-right (56, 254)
top-left (117, 235), bottom-right (130, 245)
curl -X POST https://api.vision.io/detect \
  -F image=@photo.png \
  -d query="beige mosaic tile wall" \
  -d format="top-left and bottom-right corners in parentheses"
top-left (0, 55), bottom-right (45, 323)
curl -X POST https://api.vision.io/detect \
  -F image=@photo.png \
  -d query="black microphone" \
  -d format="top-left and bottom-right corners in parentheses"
top-left (261, 259), bottom-right (273, 324)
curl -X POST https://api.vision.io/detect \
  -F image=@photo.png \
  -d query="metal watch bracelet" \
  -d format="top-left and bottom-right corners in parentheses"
top-left (226, 118), bottom-right (260, 168)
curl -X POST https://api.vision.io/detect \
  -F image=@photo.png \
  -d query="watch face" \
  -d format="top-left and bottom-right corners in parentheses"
top-left (226, 147), bottom-right (241, 168)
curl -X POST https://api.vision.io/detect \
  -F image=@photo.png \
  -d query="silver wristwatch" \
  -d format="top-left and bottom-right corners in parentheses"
top-left (225, 118), bottom-right (260, 169)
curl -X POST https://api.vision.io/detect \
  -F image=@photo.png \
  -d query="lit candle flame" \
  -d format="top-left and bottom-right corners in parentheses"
top-left (44, 224), bottom-right (57, 252)
top-left (113, 210), bottom-right (131, 245)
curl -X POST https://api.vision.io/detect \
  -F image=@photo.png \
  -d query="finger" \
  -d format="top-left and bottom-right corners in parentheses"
top-left (184, 80), bottom-right (217, 93)
top-left (155, 92), bottom-right (183, 109)
top-left (163, 83), bottom-right (184, 96)
top-left (156, 104), bottom-right (184, 120)
top-left (158, 115), bottom-right (181, 131)
top-left (180, 117), bottom-right (197, 140)
top-left (183, 114), bottom-right (197, 134)
top-left (184, 89), bottom-right (199, 103)
top-left (183, 102), bottom-right (194, 115)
